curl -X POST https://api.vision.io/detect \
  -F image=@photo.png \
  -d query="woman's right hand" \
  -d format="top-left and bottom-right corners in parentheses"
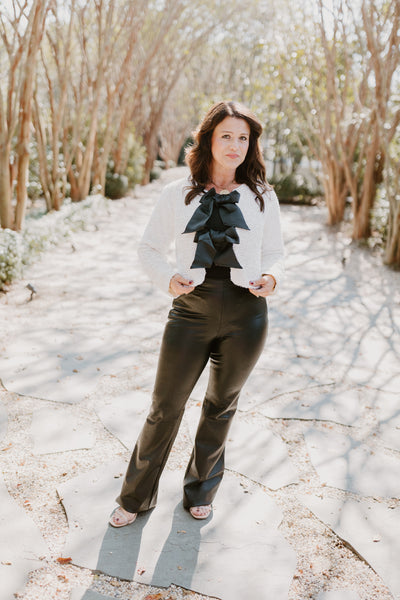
top-left (169, 273), bottom-right (195, 296)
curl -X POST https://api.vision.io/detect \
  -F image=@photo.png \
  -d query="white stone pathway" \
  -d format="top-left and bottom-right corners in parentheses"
top-left (0, 167), bottom-right (399, 600)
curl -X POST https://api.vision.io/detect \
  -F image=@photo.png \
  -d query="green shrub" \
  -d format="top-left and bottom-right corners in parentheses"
top-left (0, 229), bottom-right (23, 287)
top-left (149, 165), bottom-right (162, 181)
top-left (271, 171), bottom-right (322, 203)
top-left (105, 172), bottom-right (129, 199)
top-left (125, 133), bottom-right (146, 187)
top-left (178, 137), bottom-right (193, 165)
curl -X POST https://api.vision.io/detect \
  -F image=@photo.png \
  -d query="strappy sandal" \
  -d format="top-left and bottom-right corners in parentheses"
top-left (109, 506), bottom-right (137, 528)
top-left (189, 505), bottom-right (212, 520)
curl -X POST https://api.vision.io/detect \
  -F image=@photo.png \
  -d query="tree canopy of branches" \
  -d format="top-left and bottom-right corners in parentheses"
top-left (0, 0), bottom-right (399, 267)
top-left (269, 0), bottom-right (400, 263)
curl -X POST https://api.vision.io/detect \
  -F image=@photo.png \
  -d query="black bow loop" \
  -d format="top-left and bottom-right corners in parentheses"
top-left (183, 188), bottom-right (249, 269)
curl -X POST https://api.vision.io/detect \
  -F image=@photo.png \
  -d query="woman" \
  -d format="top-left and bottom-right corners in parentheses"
top-left (109, 100), bottom-right (284, 526)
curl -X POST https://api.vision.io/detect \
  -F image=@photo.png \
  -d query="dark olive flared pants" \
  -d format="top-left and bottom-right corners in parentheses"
top-left (116, 277), bottom-right (268, 513)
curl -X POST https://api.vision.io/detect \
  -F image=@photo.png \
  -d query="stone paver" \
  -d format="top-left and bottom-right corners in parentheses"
top-left (373, 394), bottom-right (400, 451)
top-left (58, 463), bottom-right (296, 600)
top-left (0, 477), bottom-right (49, 600)
top-left (30, 406), bottom-right (95, 454)
top-left (302, 494), bottom-right (400, 599)
top-left (95, 391), bottom-right (150, 450)
top-left (377, 419), bottom-right (400, 452)
top-left (304, 429), bottom-right (400, 497)
top-left (256, 382), bottom-right (367, 425)
top-left (185, 405), bottom-right (298, 489)
top-left (238, 367), bottom-right (334, 413)
top-left (1, 328), bottom-right (140, 403)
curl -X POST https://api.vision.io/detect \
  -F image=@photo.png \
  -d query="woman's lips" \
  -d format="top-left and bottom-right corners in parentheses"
top-left (226, 153), bottom-right (240, 159)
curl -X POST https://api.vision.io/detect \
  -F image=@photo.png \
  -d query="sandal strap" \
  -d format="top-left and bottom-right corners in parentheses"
top-left (112, 506), bottom-right (136, 525)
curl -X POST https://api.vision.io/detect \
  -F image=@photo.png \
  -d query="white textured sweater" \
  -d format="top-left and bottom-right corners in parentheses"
top-left (138, 177), bottom-right (285, 295)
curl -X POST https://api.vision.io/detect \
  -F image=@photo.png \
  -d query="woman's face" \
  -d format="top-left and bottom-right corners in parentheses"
top-left (210, 116), bottom-right (250, 175)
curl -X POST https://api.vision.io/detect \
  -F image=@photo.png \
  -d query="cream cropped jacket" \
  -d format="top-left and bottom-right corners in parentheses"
top-left (138, 177), bottom-right (285, 295)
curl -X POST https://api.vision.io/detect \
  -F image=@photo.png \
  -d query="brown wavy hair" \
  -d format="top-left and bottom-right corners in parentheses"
top-left (185, 100), bottom-right (270, 211)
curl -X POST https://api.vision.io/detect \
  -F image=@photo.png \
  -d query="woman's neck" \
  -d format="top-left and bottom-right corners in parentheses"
top-left (209, 169), bottom-right (237, 193)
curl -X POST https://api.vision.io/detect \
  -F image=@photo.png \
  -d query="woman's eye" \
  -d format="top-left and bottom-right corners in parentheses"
top-left (240, 136), bottom-right (248, 141)
top-left (222, 134), bottom-right (230, 139)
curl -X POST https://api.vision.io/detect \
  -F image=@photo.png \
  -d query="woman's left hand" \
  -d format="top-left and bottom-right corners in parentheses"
top-left (248, 275), bottom-right (276, 297)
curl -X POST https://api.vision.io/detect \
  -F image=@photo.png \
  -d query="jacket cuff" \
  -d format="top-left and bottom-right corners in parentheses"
top-left (261, 263), bottom-right (284, 294)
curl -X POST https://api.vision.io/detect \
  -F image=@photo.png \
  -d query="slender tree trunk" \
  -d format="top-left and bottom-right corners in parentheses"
top-left (113, 100), bottom-right (132, 174)
top-left (92, 94), bottom-right (114, 192)
top-left (14, 0), bottom-right (48, 230)
top-left (351, 123), bottom-right (382, 240)
top-left (68, 167), bottom-right (80, 202)
top-left (0, 144), bottom-right (12, 229)
top-left (75, 96), bottom-right (101, 200)
top-left (32, 97), bottom-right (52, 210)
top-left (384, 202), bottom-right (400, 267)
top-left (14, 141), bottom-right (30, 230)
top-left (142, 112), bottom-right (162, 185)
top-left (323, 160), bottom-right (347, 225)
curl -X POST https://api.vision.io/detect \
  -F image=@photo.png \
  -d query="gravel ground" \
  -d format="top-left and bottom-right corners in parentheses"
top-left (1, 167), bottom-right (399, 600)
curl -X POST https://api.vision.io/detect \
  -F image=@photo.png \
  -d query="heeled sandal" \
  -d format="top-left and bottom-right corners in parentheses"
top-left (109, 506), bottom-right (137, 528)
top-left (189, 505), bottom-right (212, 520)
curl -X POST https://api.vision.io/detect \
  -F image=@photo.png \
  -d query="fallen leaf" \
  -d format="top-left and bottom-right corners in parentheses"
top-left (56, 557), bottom-right (72, 564)
top-left (1, 561), bottom-right (12, 565)
top-left (142, 594), bottom-right (163, 600)
top-left (57, 575), bottom-right (68, 582)
top-left (137, 567), bottom-right (146, 575)
top-left (1, 443), bottom-right (12, 452)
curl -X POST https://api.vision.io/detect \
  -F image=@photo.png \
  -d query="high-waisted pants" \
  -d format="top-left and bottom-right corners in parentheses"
top-left (116, 277), bottom-right (268, 512)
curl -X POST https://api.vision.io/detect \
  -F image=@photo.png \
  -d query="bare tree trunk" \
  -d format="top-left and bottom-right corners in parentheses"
top-left (322, 160), bottom-right (347, 225)
top-left (91, 90), bottom-right (114, 192)
top-left (384, 202), bottom-right (400, 266)
top-left (32, 95), bottom-right (53, 210)
top-left (142, 109), bottom-right (163, 184)
top-left (14, 0), bottom-right (48, 230)
top-left (352, 133), bottom-right (384, 240)
top-left (0, 144), bottom-right (12, 229)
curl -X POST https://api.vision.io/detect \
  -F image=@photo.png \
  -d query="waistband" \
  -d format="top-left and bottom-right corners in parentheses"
top-left (205, 266), bottom-right (231, 280)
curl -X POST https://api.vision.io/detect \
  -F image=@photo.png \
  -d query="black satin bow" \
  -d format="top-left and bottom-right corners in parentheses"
top-left (183, 188), bottom-right (249, 269)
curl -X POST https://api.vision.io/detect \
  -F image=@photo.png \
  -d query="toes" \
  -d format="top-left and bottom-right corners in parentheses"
top-left (189, 505), bottom-right (212, 519)
top-left (109, 507), bottom-right (137, 527)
